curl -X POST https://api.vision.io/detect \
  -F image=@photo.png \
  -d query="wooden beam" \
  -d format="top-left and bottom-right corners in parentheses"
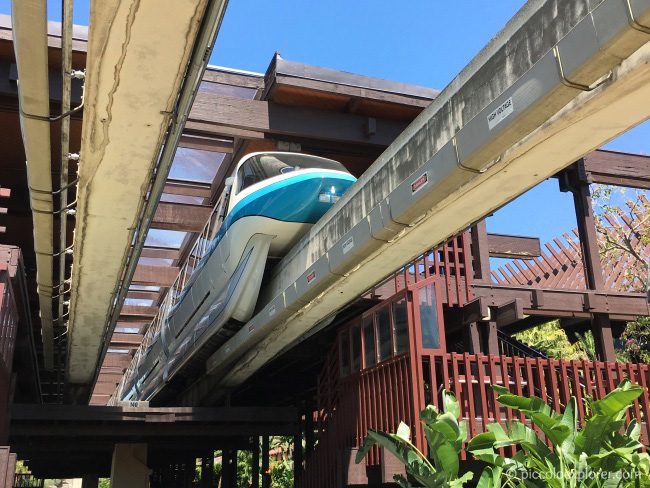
top-left (472, 284), bottom-right (650, 321)
top-left (132, 265), bottom-right (179, 287)
top-left (188, 94), bottom-right (410, 147)
top-left (102, 354), bottom-right (133, 369)
top-left (583, 149), bottom-right (650, 189)
top-left (202, 69), bottom-right (264, 90)
top-left (119, 304), bottom-right (158, 317)
top-left (93, 382), bottom-right (120, 396)
top-left (163, 179), bottom-right (212, 198)
top-left (152, 202), bottom-right (212, 232)
top-left (110, 333), bottom-right (144, 347)
top-left (139, 246), bottom-right (180, 260)
top-left (487, 233), bottom-right (542, 259)
top-left (490, 298), bottom-right (525, 328)
top-left (115, 321), bottom-right (149, 330)
top-left (126, 290), bottom-right (160, 300)
top-left (179, 133), bottom-right (233, 153)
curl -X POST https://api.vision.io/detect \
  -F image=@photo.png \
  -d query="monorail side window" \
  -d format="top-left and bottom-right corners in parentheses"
top-left (351, 324), bottom-right (361, 372)
top-left (377, 307), bottom-right (392, 361)
top-left (393, 298), bottom-right (409, 354)
top-left (419, 284), bottom-right (440, 349)
top-left (363, 315), bottom-right (376, 368)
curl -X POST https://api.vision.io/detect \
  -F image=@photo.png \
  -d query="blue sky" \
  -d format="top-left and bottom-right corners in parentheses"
top-left (2, 0), bottom-right (648, 248)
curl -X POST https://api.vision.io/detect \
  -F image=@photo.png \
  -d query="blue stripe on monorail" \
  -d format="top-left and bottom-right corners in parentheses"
top-left (169, 170), bottom-right (356, 315)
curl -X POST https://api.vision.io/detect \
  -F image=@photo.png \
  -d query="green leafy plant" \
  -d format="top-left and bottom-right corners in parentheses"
top-left (355, 391), bottom-right (473, 487)
top-left (468, 380), bottom-right (650, 487)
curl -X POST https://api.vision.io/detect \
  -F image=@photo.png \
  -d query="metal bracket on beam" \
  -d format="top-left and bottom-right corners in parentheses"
top-left (553, 46), bottom-right (612, 92)
top-left (626, 0), bottom-right (650, 33)
top-left (452, 137), bottom-right (486, 174)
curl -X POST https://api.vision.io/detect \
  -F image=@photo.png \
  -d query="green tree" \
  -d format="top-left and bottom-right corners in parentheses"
top-left (514, 321), bottom-right (591, 360)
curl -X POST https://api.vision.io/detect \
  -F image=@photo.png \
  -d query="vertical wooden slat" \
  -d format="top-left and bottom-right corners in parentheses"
top-left (452, 238), bottom-right (463, 307)
top-left (443, 242), bottom-right (452, 306)
top-left (464, 354), bottom-right (477, 438)
top-left (547, 358), bottom-right (561, 413)
top-left (571, 360), bottom-right (586, 424)
top-left (616, 362), bottom-right (632, 424)
top-left (638, 364), bottom-right (650, 445)
top-left (627, 364), bottom-right (643, 430)
top-left (513, 357), bottom-right (526, 424)
top-left (461, 232), bottom-right (473, 301)
top-left (476, 354), bottom-right (490, 425)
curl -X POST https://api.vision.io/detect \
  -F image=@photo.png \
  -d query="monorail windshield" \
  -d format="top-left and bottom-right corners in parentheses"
top-left (236, 153), bottom-right (349, 193)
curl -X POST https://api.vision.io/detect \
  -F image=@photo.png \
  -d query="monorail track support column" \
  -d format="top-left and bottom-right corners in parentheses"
top-left (110, 444), bottom-right (149, 488)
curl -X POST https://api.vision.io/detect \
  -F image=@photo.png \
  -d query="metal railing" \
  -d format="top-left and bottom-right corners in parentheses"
top-left (110, 185), bottom-right (231, 404)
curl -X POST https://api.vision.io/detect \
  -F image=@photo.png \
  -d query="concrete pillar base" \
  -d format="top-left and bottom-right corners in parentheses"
top-left (110, 443), bottom-right (149, 488)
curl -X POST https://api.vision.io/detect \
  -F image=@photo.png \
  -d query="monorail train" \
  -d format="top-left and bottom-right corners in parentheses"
top-left (121, 152), bottom-right (357, 401)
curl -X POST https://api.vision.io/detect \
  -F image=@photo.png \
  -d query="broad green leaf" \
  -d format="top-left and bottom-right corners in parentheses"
top-left (449, 471), bottom-right (474, 487)
top-left (436, 442), bottom-right (459, 478)
top-left (591, 381), bottom-right (643, 417)
top-left (430, 412), bottom-right (461, 442)
top-left (476, 466), bottom-right (502, 488)
top-left (443, 390), bottom-right (461, 419)
top-left (523, 410), bottom-right (569, 447)
top-left (497, 393), bottom-right (552, 418)
top-left (420, 404), bottom-right (440, 424)
top-left (393, 474), bottom-right (411, 488)
top-left (396, 422), bottom-right (411, 442)
top-left (625, 419), bottom-right (641, 441)
top-left (393, 474), bottom-right (413, 488)
top-left (558, 397), bottom-right (577, 457)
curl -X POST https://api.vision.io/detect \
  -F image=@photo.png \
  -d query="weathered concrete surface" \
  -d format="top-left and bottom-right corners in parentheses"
top-left (205, 0), bottom-right (650, 395)
top-left (67, 0), bottom-right (212, 384)
top-left (11, 0), bottom-right (55, 368)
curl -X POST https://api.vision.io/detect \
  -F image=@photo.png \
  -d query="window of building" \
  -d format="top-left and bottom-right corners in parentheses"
top-left (362, 315), bottom-right (376, 368)
top-left (377, 307), bottom-right (392, 361)
top-left (419, 283), bottom-right (440, 349)
top-left (393, 298), bottom-right (409, 354)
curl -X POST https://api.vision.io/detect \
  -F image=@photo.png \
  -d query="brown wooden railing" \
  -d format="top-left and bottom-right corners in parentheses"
top-left (421, 353), bottom-right (650, 450)
top-left (303, 350), bottom-right (649, 487)
top-left (303, 353), bottom-right (416, 488)
top-left (370, 232), bottom-right (473, 307)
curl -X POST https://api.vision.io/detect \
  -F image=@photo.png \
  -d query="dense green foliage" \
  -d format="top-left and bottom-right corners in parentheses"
top-left (355, 391), bottom-right (473, 487)
top-left (357, 383), bottom-right (649, 487)
top-left (469, 380), bottom-right (650, 487)
top-left (515, 321), bottom-right (590, 360)
top-left (211, 438), bottom-right (294, 488)
top-left (619, 316), bottom-right (650, 364)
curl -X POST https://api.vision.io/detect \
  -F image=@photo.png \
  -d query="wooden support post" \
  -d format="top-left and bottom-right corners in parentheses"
top-left (481, 322), bottom-right (499, 356)
top-left (261, 436), bottom-right (270, 488)
top-left (560, 162), bottom-right (616, 362)
top-left (304, 401), bottom-right (314, 461)
top-left (220, 450), bottom-right (230, 488)
top-left (81, 475), bottom-right (99, 488)
top-left (465, 322), bottom-right (481, 353)
top-left (471, 221), bottom-right (491, 282)
top-left (592, 313), bottom-right (616, 363)
top-left (200, 454), bottom-right (213, 488)
top-left (293, 432), bottom-right (303, 486)
top-left (251, 438), bottom-right (260, 488)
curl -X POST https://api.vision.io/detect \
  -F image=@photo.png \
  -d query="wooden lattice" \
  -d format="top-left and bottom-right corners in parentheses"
top-left (491, 199), bottom-right (650, 292)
